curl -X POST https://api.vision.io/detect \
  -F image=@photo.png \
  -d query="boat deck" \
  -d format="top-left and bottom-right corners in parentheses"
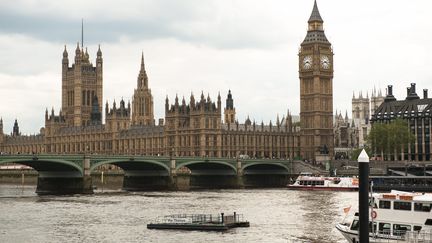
top-left (147, 213), bottom-right (250, 231)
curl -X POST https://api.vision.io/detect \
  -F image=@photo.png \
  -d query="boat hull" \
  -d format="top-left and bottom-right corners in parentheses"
top-left (287, 185), bottom-right (358, 191)
top-left (336, 224), bottom-right (402, 243)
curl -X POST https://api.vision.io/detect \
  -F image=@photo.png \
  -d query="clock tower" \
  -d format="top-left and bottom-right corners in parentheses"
top-left (299, 0), bottom-right (334, 160)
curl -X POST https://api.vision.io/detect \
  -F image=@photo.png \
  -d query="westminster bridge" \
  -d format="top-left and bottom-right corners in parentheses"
top-left (0, 155), bottom-right (325, 194)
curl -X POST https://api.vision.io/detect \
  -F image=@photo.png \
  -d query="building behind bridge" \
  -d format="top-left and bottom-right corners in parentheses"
top-left (0, 46), bottom-right (301, 159)
top-left (0, 2), bottom-right (346, 161)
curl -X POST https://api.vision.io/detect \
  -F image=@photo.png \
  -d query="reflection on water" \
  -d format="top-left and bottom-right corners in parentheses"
top-left (0, 185), bottom-right (356, 243)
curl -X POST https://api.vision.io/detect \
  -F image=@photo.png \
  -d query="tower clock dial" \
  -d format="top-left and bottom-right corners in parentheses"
top-left (302, 55), bottom-right (313, 70)
top-left (320, 55), bottom-right (330, 69)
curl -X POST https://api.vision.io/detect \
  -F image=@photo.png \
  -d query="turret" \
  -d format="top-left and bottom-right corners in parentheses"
top-left (224, 90), bottom-right (236, 124)
top-left (74, 42), bottom-right (81, 64)
top-left (12, 119), bottom-right (20, 137)
top-left (105, 101), bottom-right (109, 117)
top-left (0, 118), bottom-right (3, 144)
top-left (165, 96), bottom-right (169, 112)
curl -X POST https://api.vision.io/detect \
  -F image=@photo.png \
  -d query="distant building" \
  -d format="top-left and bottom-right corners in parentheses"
top-left (371, 83), bottom-right (432, 161)
top-left (333, 111), bottom-right (357, 159)
top-left (352, 89), bottom-right (385, 147)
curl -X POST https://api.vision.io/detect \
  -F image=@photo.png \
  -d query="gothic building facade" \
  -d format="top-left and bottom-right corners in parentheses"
top-left (299, 0), bottom-right (334, 160)
top-left (0, 2), bottom-right (326, 161)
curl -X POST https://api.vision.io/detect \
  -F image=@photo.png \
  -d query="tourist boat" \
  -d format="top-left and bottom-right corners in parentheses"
top-left (287, 172), bottom-right (358, 191)
top-left (336, 190), bottom-right (432, 242)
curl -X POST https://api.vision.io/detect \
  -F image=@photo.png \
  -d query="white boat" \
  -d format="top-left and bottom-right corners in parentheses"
top-left (287, 172), bottom-right (358, 191)
top-left (336, 190), bottom-right (432, 242)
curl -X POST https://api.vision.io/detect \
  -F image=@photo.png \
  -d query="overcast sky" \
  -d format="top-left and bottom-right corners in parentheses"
top-left (1, 0), bottom-right (431, 134)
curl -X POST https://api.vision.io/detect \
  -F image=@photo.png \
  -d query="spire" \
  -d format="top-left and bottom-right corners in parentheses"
top-left (137, 52), bottom-right (148, 88)
top-left (63, 45), bottom-right (68, 58)
top-left (308, 0), bottom-right (323, 23)
top-left (352, 91), bottom-right (355, 99)
top-left (97, 44), bottom-right (102, 57)
top-left (141, 51), bottom-right (145, 71)
top-left (81, 18), bottom-right (84, 50)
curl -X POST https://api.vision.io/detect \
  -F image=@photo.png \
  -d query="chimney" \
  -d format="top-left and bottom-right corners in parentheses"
top-left (411, 83), bottom-right (416, 94)
top-left (384, 85), bottom-right (397, 102)
top-left (388, 85), bottom-right (393, 96)
top-left (424, 89), bottom-right (428, 99)
top-left (407, 87), bottom-right (410, 97)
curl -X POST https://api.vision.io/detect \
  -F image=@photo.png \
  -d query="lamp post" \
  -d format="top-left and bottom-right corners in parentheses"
top-left (358, 149), bottom-right (370, 243)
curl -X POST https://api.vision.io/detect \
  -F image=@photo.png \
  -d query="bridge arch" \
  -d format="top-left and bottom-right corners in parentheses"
top-left (90, 159), bottom-right (170, 174)
top-left (91, 158), bottom-right (171, 191)
top-left (176, 160), bottom-right (237, 175)
top-left (241, 162), bottom-right (290, 188)
top-left (0, 158), bottom-right (83, 176)
top-left (242, 162), bottom-right (290, 174)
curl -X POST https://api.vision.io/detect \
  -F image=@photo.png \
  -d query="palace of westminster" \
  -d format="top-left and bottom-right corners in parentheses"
top-left (2, 1), bottom-right (429, 161)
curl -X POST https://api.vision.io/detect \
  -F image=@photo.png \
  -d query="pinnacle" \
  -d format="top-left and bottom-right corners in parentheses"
top-left (308, 0), bottom-right (323, 23)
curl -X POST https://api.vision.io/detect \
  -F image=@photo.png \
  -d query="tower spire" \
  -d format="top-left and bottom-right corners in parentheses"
top-left (308, 0), bottom-right (323, 23)
top-left (141, 51), bottom-right (145, 71)
top-left (81, 19), bottom-right (84, 49)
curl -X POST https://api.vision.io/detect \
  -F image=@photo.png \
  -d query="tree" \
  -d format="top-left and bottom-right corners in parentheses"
top-left (367, 119), bottom-right (414, 161)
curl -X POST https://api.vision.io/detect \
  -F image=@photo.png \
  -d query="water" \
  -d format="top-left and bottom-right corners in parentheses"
top-left (0, 185), bottom-right (357, 243)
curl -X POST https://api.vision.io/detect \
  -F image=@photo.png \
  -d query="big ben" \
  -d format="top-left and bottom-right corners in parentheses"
top-left (299, 0), bottom-right (334, 160)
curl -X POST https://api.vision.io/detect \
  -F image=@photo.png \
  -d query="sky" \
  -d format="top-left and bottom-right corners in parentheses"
top-left (1, 0), bottom-right (432, 134)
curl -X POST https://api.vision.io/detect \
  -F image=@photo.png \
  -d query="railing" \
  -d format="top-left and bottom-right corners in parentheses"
top-left (369, 230), bottom-right (432, 242)
top-left (151, 213), bottom-right (244, 225)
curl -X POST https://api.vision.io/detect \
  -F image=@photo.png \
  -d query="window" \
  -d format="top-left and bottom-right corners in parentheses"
top-left (350, 220), bottom-right (359, 231)
top-left (379, 223), bottom-right (391, 235)
top-left (425, 219), bottom-right (432, 225)
top-left (393, 224), bottom-right (411, 236)
top-left (414, 202), bottom-right (431, 212)
top-left (379, 200), bottom-right (391, 209)
top-left (394, 201), bottom-right (412, 211)
top-left (414, 226), bottom-right (422, 232)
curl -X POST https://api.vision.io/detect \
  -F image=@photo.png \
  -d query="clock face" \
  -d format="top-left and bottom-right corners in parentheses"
top-left (320, 55), bottom-right (330, 69)
top-left (302, 55), bottom-right (312, 70)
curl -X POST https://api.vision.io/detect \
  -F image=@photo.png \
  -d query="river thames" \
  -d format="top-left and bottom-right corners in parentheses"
top-left (0, 185), bottom-right (357, 243)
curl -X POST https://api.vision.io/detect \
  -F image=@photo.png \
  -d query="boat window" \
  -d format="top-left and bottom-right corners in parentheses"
top-left (334, 180), bottom-right (341, 184)
top-left (414, 226), bottom-right (422, 231)
top-left (350, 220), bottom-right (359, 231)
top-left (379, 200), bottom-right (391, 209)
top-left (425, 219), bottom-right (432, 225)
top-left (393, 224), bottom-right (411, 236)
top-left (378, 223), bottom-right (391, 235)
top-left (414, 202), bottom-right (431, 212)
top-left (394, 201), bottom-right (412, 211)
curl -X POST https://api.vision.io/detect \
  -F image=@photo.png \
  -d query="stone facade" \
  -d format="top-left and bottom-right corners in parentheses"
top-left (299, 1), bottom-right (334, 160)
top-left (0, 2), bottom-right (324, 161)
top-left (351, 89), bottom-right (384, 147)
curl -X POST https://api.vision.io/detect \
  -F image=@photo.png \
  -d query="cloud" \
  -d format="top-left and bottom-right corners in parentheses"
top-left (1, 0), bottom-right (432, 135)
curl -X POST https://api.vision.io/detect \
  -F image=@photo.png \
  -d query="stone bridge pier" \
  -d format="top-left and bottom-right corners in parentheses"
top-left (36, 156), bottom-right (93, 195)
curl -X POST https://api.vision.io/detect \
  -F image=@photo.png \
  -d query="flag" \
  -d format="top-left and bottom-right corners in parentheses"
top-left (343, 205), bottom-right (351, 214)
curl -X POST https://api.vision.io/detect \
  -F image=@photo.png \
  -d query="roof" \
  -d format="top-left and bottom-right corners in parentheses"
top-left (308, 0), bottom-right (323, 23)
top-left (371, 97), bottom-right (432, 121)
top-left (302, 30), bottom-right (329, 44)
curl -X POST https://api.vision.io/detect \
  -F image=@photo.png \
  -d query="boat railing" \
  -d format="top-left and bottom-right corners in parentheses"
top-left (370, 230), bottom-right (432, 242)
top-left (151, 213), bottom-right (244, 225)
